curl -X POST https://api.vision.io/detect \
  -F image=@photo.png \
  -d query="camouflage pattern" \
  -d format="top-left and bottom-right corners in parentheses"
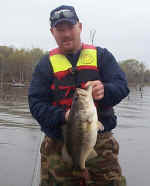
top-left (40, 132), bottom-right (126, 186)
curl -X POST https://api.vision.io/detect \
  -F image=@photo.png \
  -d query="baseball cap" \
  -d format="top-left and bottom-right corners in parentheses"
top-left (49, 5), bottom-right (79, 27)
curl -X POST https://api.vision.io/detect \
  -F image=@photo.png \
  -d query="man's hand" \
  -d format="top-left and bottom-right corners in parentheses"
top-left (84, 80), bottom-right (104, 100)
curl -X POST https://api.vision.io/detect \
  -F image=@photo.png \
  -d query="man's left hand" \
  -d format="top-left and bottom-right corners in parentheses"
top-left (84, 80), bottom-right (104, 100)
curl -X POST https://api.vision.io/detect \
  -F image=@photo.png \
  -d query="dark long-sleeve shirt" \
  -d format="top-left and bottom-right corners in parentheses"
top-left (28, 47), bottom-right (129, 139)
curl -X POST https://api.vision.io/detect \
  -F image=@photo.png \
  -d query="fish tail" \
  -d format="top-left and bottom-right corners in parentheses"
top-left (72, 168), bottom-right (90, 186)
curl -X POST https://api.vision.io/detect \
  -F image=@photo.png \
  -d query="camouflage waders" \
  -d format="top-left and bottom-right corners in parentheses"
top-left (40, 132), bottom-right (126, 186)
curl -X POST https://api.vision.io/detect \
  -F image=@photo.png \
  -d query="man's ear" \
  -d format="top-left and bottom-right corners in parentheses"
top-left (50, 28), bottom-right (54, 35)
top-left (79, 22), bottom-right (82, 32)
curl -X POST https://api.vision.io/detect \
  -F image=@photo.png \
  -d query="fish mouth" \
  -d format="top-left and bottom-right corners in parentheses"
top-left (73, 88), bottom-right (89, 104)
top-left (74, 92), bottom-right (87, 102)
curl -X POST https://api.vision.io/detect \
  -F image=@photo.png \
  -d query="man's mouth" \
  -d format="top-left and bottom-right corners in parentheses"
top-left (63, 40), bottom-right (72, 45)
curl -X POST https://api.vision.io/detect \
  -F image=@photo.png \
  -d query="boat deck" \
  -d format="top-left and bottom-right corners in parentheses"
top-left (0, 126), bottom-right (42, 186)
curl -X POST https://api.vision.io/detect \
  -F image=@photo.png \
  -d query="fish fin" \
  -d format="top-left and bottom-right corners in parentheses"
top-left (61, 145), bottom-right (72, 164)
top-left (97, 121), bottom-right (104, 131)
top-left (87, 149), bottom-right (98, 160)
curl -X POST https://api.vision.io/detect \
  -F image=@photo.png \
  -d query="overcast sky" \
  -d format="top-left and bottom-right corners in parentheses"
top-left (1, 0), bottom-right (150, 69)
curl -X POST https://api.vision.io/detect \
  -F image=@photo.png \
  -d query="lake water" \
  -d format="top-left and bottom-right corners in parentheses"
top-left (0, 85), bottom-right (150, 186)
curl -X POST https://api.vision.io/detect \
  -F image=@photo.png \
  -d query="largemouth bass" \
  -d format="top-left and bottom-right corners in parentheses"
top-left (62, 84), bottom-right (104, 170)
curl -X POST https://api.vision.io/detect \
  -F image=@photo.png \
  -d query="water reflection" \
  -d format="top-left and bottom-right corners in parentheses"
top-left (115, 86), bottom-right (150, 128)
top-left (0, 85), bottom-right (38, 128)
top-left (0, 84), bottom-right (28, 103)
top-left (0, 85), bottom-right (150, 128)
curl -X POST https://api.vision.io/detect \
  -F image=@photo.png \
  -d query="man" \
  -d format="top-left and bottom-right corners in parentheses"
top-left (28, 5), bottom-right (129, 186)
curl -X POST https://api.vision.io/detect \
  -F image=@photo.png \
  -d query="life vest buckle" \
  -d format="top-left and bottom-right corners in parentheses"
top-left (70, 67), bottom-right (78, 75)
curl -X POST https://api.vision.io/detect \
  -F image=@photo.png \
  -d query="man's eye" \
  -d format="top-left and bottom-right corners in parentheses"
top-left (56, 28), bottom-right (64, 32)
top-left (69, 25), bottom-right (74, 29)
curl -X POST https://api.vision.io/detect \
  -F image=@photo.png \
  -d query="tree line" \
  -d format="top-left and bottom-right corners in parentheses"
top-left (119, 59), bottom-right (150, 87)
top-left (0, 46), bottom-right (45, 85)
top-left (0, 46), bottom-right (150, 87)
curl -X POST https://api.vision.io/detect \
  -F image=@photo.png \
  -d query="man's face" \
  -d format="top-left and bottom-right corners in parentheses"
top-left (51, 21), bottom-right (82, 54)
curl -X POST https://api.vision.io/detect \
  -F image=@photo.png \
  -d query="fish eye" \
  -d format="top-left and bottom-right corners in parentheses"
top-left (74, 95), bottom-right (78, 101)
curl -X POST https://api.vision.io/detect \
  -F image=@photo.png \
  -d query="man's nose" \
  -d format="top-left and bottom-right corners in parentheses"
top-left (63, 32), bottom-right (71, 38)
top-left (63, 28), bottom-right (71, 36)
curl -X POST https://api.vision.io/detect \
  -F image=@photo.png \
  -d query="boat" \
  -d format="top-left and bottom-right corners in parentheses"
top-left (11, 82), bottom-right (25, 87)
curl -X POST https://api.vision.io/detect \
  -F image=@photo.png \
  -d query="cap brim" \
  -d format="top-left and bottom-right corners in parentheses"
top-left (52, 18), bottom-right (77, 27)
